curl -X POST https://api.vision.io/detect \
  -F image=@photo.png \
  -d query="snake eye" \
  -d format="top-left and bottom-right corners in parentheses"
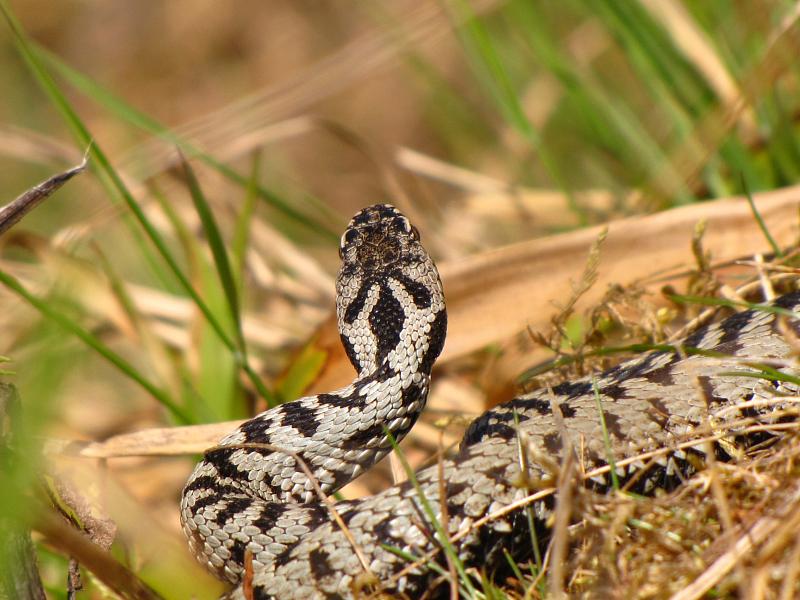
top-left (340, 228), bottom-right (359, 258)
top-left (391, 216), bottom-right (419, 240)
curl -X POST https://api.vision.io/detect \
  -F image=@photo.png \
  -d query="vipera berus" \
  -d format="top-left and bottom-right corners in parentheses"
top-left (181, 203), bottom-right (800, 598)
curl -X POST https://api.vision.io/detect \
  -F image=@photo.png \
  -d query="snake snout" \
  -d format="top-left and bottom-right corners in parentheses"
top-left (356, 236), bottom-right (401, 271)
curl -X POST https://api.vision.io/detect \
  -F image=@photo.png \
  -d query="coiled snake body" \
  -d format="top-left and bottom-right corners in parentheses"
top-left (181, 204), bottom-right (800, 599)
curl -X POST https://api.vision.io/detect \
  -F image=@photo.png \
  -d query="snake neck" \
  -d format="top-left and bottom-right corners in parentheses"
top-left (338, 271), bottom-right (447, 379)
top-left (180, 203), bottom-right (448, 584)
top-left (183, 275), bottom-right (446, 511)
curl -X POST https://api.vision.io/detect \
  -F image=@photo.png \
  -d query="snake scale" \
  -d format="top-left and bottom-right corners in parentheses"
top-left (180, 203), bottom-right (800, 599)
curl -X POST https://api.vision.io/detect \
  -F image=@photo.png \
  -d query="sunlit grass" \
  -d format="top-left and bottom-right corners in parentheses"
top-left (1, 0), bottom-right (800, 597)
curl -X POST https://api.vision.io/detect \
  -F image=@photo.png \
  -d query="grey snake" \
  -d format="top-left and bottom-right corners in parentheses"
top-left (180, 203), bottom-right (800, 598)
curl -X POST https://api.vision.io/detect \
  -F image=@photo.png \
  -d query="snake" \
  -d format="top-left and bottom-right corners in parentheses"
top-left (180, 203), bottom-right (800, 599)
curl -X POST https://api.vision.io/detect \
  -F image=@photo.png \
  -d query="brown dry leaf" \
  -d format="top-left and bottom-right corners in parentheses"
top-left (52, 420), bottom-right (243, 458)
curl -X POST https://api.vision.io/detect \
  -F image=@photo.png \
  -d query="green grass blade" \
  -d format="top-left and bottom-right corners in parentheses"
top-left (741, 174), bottom-right (784, 258)
top-left (0, 3), bottom-right (279, 406)
top-left (0, 2), bottom-right (234, 345)
top-left (445, 0), bottom-right (581, 217)
top-left (35, 44), bottom-right (340, 240)
top-left (667, 294), bottom-right (797, 317)
top-left (447, 0), bottom-right (534, 140)
top-left (0, 269), bottom-right (191, 423)
top-left (510, 2), bottom-right (682, 202)
top-left (384, 429), bottom-right (479, 598)
top-left (152, 180), bottom-right (274, 414)
top-left (231, 152), bottom-right (261, 291)
top-left (591, 377), bottom-right (620, 491)
top-left (276, 343), bottom-right (328, 404)
top-left (721, 365), bottom-right (800, 389)
top-left (179, 154), bottom-right (244, 351)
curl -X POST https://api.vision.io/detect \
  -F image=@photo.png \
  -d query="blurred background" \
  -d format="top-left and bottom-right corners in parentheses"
top-left (1, 0), bottom-right (800, 597)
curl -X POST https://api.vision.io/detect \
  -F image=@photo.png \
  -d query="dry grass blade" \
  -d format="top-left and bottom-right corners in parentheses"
top-left (669, 484), bottom-right (800, 600)
top-left (545, 385), bottom-right (582, 598)
top-left (116, 0), bottom-right (502, 184)
top-left (395, 146), bottom-right (511, 194)
top-left (0, 124), bottom-right (82, 166)
top-left (0, 153), bottom-right (87, 236)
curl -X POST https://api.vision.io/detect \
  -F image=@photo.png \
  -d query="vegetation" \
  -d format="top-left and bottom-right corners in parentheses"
top-left (1, 1), bottom-right (800, 597)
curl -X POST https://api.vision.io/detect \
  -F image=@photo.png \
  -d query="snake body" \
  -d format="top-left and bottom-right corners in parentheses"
top-left (181, 204), bottom-right (800, 599)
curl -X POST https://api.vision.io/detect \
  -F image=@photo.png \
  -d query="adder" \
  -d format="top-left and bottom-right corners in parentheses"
top-left (181, 203), bottom-right (800, 598)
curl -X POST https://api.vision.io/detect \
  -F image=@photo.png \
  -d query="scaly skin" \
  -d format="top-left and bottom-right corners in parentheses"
top-left (181, 204), bottom-right (800, 599)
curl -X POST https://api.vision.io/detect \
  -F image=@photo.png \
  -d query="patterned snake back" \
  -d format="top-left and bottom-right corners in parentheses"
top-left (181, 204), bottom-right (800, 599)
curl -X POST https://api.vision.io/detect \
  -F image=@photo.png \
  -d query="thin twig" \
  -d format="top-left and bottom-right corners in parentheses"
top-left (547, 392), bottom-right (577, 600)
top-left (34, 507), bottom-right (160, 600)
top-left (0, 152), bottom-right (87, 236)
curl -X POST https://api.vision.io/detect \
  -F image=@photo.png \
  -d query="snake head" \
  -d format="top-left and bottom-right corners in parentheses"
top-left (339, 204), bottom-right (422, 272)
top-left (336, 203), bottom-right (446, 376)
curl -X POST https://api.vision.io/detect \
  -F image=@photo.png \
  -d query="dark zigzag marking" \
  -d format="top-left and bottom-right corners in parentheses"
top-left (602, 411), bottom-right (625, 439)
top-left (542, 432), bottom-right (561, 454)
top-left (343, 278), bottom-right (373, 325)
top-left (183, 475), bottom-right (231, 495)
top-left (341, 414), bottom-right (417, 450)
top-left (229, 539), bottom-right (246, 568)
top-left (187, 493), bottom-right (225, 514)
top-left (240, 417), bottom-right (272, 444)
top-left (391, 271), bottom-right (433, 309)
top-left (369, 361), bottom-right (397, 383)
top-left (309, 548), bottom-right (339, 589)
top-left (401, 380), bottom-right (425, 407)
top-left (369, 283), bottom-right (405, 367)
top-left (203, 447), bottom-right (244, 482)
top-left (211, 496), bottom-right (254, 526)
top-left (316, 391), bottom-right (361, 408)
top-left (419, 309), bottom-right (447, 373)
top-left (279, 401), bottom-right (320, 437)
top-left (340, 332), bottom-right (359, 373)
top-left (608, 351), bottom-right (679, 387)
